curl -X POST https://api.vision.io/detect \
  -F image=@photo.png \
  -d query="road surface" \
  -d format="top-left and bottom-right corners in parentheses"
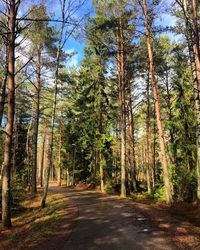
top-left (59, 187), bottom-right (176, 250)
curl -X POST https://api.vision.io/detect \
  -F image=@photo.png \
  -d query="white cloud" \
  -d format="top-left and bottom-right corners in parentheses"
top-left (158, 13), bottom-right (177, 27)
top-left (65, 49), bottom-right (79, 68)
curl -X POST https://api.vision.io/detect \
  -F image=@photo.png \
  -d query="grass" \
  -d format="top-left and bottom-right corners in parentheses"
top-left (0, 190), bottom-right (71, 250)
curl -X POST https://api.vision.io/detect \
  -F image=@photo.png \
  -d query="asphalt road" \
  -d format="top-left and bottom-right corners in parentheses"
top-left (61, 188), bottom-right (176, 250)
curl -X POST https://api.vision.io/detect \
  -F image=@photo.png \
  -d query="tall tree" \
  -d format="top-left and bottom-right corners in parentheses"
top-left (1, 0), bottom-right (20, 228)
top-left (26, 4), bottom-right (57, 193)
top-left (41, 0), bottom-right (84, 207)
top-left (141, 0), bottom-right (173, 204)
top-left (191, 0), bottom-right (200, 201)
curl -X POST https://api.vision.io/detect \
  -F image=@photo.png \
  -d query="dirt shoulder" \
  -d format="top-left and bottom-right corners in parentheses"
top-left (0, 185), bottom-right (78, 250)
top-left (121, 199), bottom-right (200, 249)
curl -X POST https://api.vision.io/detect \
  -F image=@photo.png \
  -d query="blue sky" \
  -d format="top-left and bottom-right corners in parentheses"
top-left (46, 0), bottom-right (178, 68)
top-left (49, 0), bottom-right (94, 68)
top-left (16, 0), bottom-right (93, 67)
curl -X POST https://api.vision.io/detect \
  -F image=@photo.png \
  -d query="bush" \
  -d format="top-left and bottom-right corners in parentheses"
top-left (153, 185), bottom-right (166, 202)
top-left (104, 183), bottom-right (115, 194)
top-left (172, 164), bottom-right (196, 202)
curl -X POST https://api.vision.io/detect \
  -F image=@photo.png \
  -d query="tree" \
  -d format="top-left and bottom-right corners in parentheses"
top-left (1, 0), bottom-right (20, 228)
top-left (141, 0), bottom-right (173, 204)
top-left (25, 4), bottom-right (57, 193)
top-left (191, 0), bottom-right (200, 201)
top-left (41, 0), bottom-right (84, 207)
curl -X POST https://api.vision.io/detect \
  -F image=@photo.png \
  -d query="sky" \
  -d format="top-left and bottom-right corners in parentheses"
top-left (0, 0), bottom-right (178, 68)
top-left (59, 0), bottom-right (178, 68)
top-left (12, 0), bottom-right (94, 67)
top-left (48, 0), bottom-right (94, 68)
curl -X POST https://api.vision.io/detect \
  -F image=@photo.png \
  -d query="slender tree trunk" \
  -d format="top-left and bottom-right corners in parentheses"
top-left (12, 123), bottom-right (17, 172)
top-left (26, 120), bottom-right (32, 190)
top-left (146, 70), bottom-right (151, 193)
top-left (191, 0), bottom-right (200, 200)
top-left (31, 49), bottom-right (41, 193)
top-left (57, 120), bottom-right (62, 186)
top-left (98, 93), bottom-right (105, 193)
top-left (72, 147), bottom-right (76, 186)
top-left (99, 151), bottom-right (105, 193)
top-left (2, 0), bottom-right (17, 228)
top-left (120, 22), bottom-right (126, 198)
top-left (128, 84), bottom-right (137, 192)
top-left (149, 124), bottom-right (154, 189)
top-left (116, 18), bottom-right (126, 198)
top-left (40, 127), bottom-right (46, 187)
top-left (66, 168), bottom-right (70, 186)
top-left (142, 0), bottom-right (173, 204)
top-left (165, 71), bottom-right (177, 163)
top-left (0, 56), bottom-right (8, 126)
top-left (99, 148), bottom-right (105, 193)
top-left (153, 104), bottom-right (157, 183)
top-left (41, 4), bottom-right (65, 206)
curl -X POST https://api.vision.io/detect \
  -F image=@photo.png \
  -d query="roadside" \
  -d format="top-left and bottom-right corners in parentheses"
top-left (0, 183), bottom-right (77, 250)
top-left (75, 184), bottom-right (200, 250)
top-left (0, 183), bottom-right (200, 250)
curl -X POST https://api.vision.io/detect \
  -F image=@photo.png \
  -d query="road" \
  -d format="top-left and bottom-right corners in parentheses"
top-left (60, 187), bottom-right (176, 250)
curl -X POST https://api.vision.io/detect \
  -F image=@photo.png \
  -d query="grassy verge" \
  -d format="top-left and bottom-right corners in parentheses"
top-left (0, 190), bottom-right (73, 250)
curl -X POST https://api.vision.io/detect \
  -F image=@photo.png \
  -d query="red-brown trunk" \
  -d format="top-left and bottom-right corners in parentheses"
top-left (2, 0), bottom-right (16, 228)
top-left (142, 0), bottom-right (173, 204)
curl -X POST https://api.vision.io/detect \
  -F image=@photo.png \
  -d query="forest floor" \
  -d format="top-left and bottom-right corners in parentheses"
top-left (0, 183), bottom-right (200, 249)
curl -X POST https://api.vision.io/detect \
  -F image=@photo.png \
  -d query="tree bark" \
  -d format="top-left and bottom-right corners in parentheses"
top-left (128, 84), bottom-right (137, 192)
top-left (146, 70), bottom-right (152, 193)
top-left (72, 147), bottom-right (76, 186)
top-left (40, 127), bottom-right (46, 187)
top-left (41, 1), bottom-right (65, 207)
top-left (142, 0), bottom-right (173, 204)
top-left (99, 152), bottom-right (105, 193)
top-left (0, 52), bottom-right (8, 126)
top-left (116, 17), bottom-right (126, 198)
top-left (2, 0), bottom-right (17, 228)
top-left (57, 120), bottom-right (62, 186)
top-left (31, 49), bottom-right (41, 193)
top-left (191, 0), bottom-right (200, 200)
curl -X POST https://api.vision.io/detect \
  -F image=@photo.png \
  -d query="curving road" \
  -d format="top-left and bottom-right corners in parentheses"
top-left (60, 188), bottom-right (176, 250)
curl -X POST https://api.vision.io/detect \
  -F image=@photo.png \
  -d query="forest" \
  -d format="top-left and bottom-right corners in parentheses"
top-left (0, 0), bottom-right (200, 248)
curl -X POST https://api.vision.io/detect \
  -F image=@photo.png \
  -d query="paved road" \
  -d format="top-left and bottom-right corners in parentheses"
top-left (61, 188), bottom-right (176, 250)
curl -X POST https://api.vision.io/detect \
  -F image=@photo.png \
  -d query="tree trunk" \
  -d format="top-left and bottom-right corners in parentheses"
top-left (72, 147), bottom-right (76, 186)
top-left (99, 156), bottom-right (105, 193)
top-left (165, 70), bottom-right (177, 164)
top-left (142, 0), bottom-right (173, 204)
top-left (116, 17), bottom-right (126, 198)
top-left (191, 0), bottom-right (200, 200)
top-left (57, 120), bottom-right (62, 186)
top-left (40, 127), bottom-right (46, 187)
top-left (66, 168), bottom-right (70, 186)
top-left (41, 5), bottom-right (65, 206)
top-left (12, 122), bottom-right (17, 172)
top-left (128, 84), bottom-right (137, 192)
top-left (31, 49), bottom-right (41, 193)
top-left (2, 0), bottom-right (16, 228)
top-left (0, 56), bottom-right (8, 126)
top-left (146, 70), bottom-right (152, 193)
top-left (153, 104), bottom-right (157, 184)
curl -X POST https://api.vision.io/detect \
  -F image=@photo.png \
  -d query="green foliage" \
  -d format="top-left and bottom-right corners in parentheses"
top-left (153, 186), bottom-right (166, 203)
top-left (104, 183), bottom-right (115, 194)
top-left (172, 164), bottom-right (196, 202)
